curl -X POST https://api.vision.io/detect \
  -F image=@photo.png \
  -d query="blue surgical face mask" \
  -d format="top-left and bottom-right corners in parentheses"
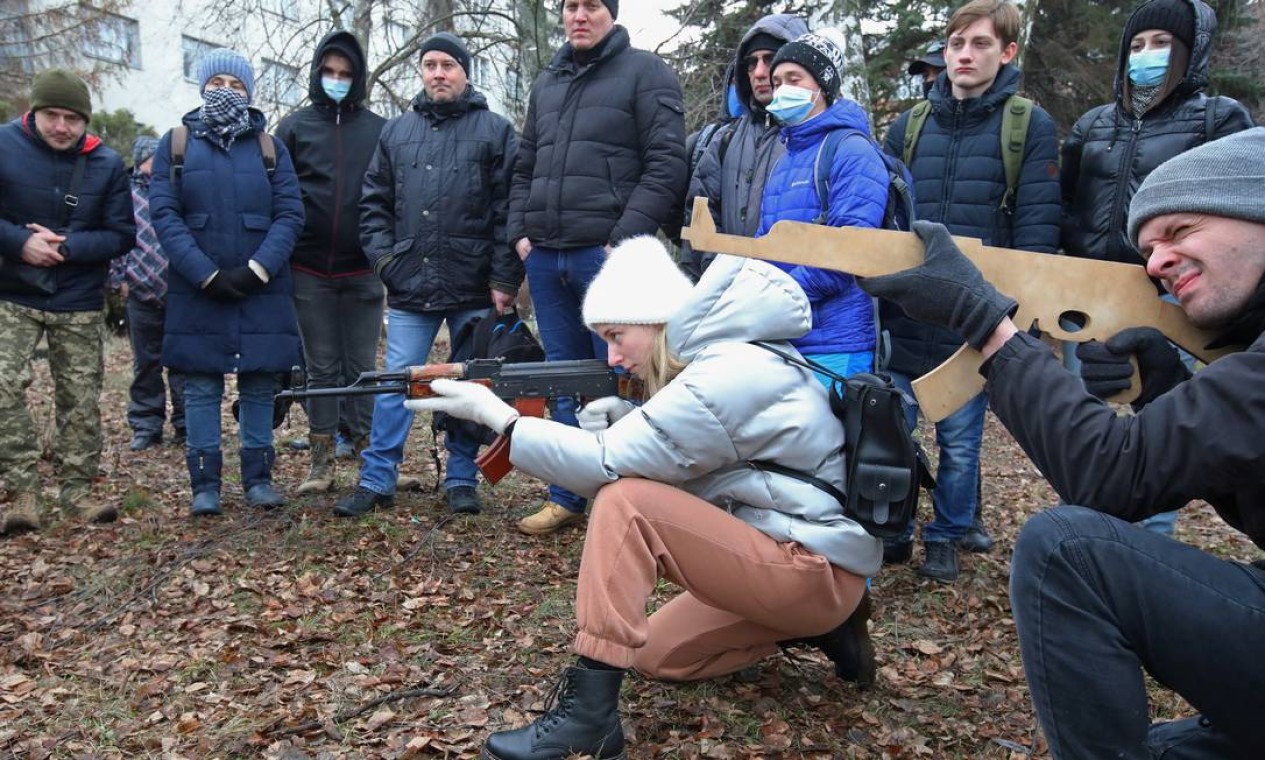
top-left (1128, 47), bottom-right (1170, 87)
top-left (322, 77), bottom-right (352, 103)
top-left (766, 84), bottom-right (818, 126)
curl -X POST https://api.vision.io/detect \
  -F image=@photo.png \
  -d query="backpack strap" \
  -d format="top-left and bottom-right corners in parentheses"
top-left (689, 122), bottom-right (720, 178)
top-left (57, 153), bottom-right (88, 232)
top-left (257, 131), bottom-right (277, 176)
top-left (811, 129), bottom-right (847, 224)
top-left (902, 100), bottom-right (932, 167)
top-left (169, 125), bottom-right (189, 184)
top-left (999, 95), bottom-right (1033, 214)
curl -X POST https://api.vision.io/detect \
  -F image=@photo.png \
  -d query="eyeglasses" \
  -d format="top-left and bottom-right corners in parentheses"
top-left (745, 52), bottom-right (775, 71)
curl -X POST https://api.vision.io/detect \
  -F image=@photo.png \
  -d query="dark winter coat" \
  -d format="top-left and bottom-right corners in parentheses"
top-left (881, 65), bottom-right (1061, 375)
top-left (0, 113), bottom-right (134, 312)
top-left (756, 100), bottom-right (888, 356)
top-left (508, 26), bottom-right (687, 249)
top-left (150, 109), bottom-right (305, 374)
top-left (360, 86), bottom-right (520, 314)
top-left (274, 30), bottom-right (386, 278)
top-left (687, 14), bottom-right (810, 240)
top-left (1061, 0), bottom-right (1255, 265)
top-left (984, 300), bottom-right (1265, 549)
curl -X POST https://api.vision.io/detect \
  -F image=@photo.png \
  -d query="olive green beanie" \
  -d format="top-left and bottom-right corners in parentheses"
top-left (30, 69), bottom-right (92, 122)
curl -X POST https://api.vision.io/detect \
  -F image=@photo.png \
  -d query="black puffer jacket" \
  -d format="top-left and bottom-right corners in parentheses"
top-left (274, 31), bottom-right (386, 278)
top-left (1061, 0), bottom-right (1254, 265)
top-left (0, 114), bottom-right (134, 312)
top-left (360, 86), bottom-right (520, 313)
top-left (508, 26), bottom-right (687, 249)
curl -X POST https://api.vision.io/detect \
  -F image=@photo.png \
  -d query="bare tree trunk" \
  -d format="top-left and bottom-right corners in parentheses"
top-left (1016, 0), bottom-right (1040, 73)
top-left (816, 1), bottom-right (874, 118)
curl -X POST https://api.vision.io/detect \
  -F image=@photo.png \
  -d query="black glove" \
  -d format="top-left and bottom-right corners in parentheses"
top-left (858, 221), bottom-right (1018, 350)
top-left (1076, 327), bottom-right (1191, 410)
top-left (221, 265), bottom-right (267, 296)
top-left (203, 271), bottom-right (247, 302)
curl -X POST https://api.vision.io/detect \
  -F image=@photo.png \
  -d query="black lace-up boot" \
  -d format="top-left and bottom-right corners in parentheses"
top-left (481, 663), bottom-right (625, 760)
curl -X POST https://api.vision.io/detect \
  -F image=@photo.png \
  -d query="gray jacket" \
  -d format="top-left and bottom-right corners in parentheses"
top-left (682, 14), bottom-right (809, 272)
top-left (510, 254), bottom-right (883, 577)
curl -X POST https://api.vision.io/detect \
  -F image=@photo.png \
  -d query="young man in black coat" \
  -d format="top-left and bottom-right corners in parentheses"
top-left (274, 30), bottom-right (386, 497)
top-left (860, 127), bottom-right (1265, 760)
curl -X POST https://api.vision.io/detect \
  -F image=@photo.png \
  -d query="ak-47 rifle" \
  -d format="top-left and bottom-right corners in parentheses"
top-left (682, 197), bottom-right (1239, 422)
top-left (277, 359), bottom-right (630, 483)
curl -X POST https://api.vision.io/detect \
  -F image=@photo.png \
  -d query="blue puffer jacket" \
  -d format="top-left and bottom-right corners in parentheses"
top-left (757, 99), bottom-right (887, 355)
top-left (150, 109), bottom-right (305, 374)
top-left (880, 64), bottom-right (1061, 376)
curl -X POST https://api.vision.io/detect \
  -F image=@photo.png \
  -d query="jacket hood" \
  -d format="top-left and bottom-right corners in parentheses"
top-left (666, 254), bottom-right (811, 360)
top-left (308, 30), bottom-right (369, 108)
top-left (734, 14), bottom-right (810, 119)
top-left (928, 61), bottom-right (1021, 112)
top-left (1113, 0), bottom-right (1215, 104)
top-left (781, 97), bottom-right (873, 150)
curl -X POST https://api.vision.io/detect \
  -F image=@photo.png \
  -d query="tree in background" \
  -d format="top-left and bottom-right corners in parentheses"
top-left (91, 108), bottom-right (159, 164)
top-left (0, 0), bottom-right (137, 112)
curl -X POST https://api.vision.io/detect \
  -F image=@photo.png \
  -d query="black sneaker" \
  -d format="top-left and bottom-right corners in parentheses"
top-left (883, 537), bottom-right (914, 565)
top-left (958, 521), bottom-right (995, 553)
top-left (129, 432), bottom-right (162, 451)
top-left (334, 486), bottom-right (394, 517)
top-left (917, 540), bottom-right (960, 583)
top-left (779, 592), bottom-right (876, 688)
top-left (446, 486), bottom-right (481, 515)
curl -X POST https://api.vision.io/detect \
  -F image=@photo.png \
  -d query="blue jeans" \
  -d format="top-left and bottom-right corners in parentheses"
top-left (524, 245), bottom-right (608, 513)
top-left (359, 307), bottom-right (484, 495)
top-left (1011, 506), bottom-right (1265, 759)
top-left (889, 371), bottom-right (987, 543)
top-left (184, 372), bottom-right (275, 451)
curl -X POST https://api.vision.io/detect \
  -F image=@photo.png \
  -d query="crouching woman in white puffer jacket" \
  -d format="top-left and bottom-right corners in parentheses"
top-left (408, 235), bottom-right (882, 760)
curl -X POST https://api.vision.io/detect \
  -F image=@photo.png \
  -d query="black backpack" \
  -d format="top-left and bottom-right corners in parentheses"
top-left (749, 342), bottom-right (934, 539)
top-left (432, 309), bottom-right (546, 448)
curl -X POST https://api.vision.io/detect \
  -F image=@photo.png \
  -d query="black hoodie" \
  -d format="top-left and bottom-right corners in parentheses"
top-left (273, 30), bottom-right (386, 277)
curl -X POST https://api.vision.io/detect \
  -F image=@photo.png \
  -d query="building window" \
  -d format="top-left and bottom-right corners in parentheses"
top-left (263, 0), bottom-right (300, 20)
top-left (469, 55), bottom-right (491, 89)
top-left (260, 58), bottom-right (303, 107)
top-left (83, 12), bottom-right (141, 69)
top-left (181, 36), bottom-right (219, 83)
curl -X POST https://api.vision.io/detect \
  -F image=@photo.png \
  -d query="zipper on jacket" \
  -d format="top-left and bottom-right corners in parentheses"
top-left (938, 101), bottom-right (965, 224)
top-left (328, 107), bottom-right (344, 273)
top-left (1106, 118), bottom-right (1143, 258)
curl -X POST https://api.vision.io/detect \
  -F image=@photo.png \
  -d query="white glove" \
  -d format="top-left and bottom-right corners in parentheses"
top-left (577, 396), bottom-right (636, 432)
top-left (403, 379), bottom-right (519, 434)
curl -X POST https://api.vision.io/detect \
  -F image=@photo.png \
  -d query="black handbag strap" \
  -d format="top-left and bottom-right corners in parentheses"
top-left (746, 459), bottom-right (846, 506)
top-left (58, 153), bottom-right (88, 232)
top-left (750, 340), bottom-right (844, 382)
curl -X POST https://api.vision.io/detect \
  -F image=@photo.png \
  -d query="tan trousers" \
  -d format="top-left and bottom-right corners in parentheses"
top-left (573, 479), bottom-right (866, 681)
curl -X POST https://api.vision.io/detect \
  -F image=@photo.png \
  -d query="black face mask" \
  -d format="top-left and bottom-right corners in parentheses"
top-left (922, 79), bottom-right (935, 98)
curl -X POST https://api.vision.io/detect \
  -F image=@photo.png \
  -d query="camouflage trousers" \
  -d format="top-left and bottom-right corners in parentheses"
top-left (0, 301), bottom-right (105, 501)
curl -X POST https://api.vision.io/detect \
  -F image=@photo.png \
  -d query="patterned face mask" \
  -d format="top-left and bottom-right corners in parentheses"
top-left (200, 86), bottom-right (252, 151)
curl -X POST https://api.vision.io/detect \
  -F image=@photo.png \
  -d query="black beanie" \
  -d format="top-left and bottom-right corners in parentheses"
top-left (419, 32), bottom-right (471, 77)
top-left (1124, 0), bottom-right (1197, 51)
top-left (771, 32), bottom-right (846, 103)
top-left (743, 32), bottom-right (783, 56)
top-left (29, 68), bottom-right (92, 122)
top-left (560, 0), bottom-right (617, 19)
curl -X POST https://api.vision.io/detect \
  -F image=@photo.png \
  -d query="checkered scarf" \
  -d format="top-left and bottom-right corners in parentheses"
top-left (199, 87), bottom-right (252, 152)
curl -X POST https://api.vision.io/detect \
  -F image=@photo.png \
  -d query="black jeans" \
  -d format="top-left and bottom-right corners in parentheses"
top-left (126, 296), bottom-right (184, 436)
top-left (292, 271), bottom-right (384, 438)
top-left (1010, 506), bottom-right (1265, 759)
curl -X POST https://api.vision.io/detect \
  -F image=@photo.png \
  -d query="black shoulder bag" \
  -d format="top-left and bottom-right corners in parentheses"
top-left (749, 341), bottom-right (934, 539)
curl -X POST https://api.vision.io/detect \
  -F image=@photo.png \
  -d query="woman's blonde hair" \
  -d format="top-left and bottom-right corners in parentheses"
top-left (644, 326), bottom-right (688, 397)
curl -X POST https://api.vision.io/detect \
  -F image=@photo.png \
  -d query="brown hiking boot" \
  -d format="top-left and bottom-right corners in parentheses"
top-left (62, 489), bottom-right (117, 524)
top-left (296, 434), bottom-right (335, 494)
top-left (396, 474), bottom-right (424, 492)
top-left (2, 491), bottom-right (42, 535)
top-left (517, 501), bottom-right (585, 536)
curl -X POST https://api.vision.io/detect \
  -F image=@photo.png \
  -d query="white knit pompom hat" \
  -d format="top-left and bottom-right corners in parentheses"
top-left (582, 235), bottom-right (695, 329)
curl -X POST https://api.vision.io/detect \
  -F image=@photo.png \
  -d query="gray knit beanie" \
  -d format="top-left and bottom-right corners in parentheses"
top-left (197, 49), bottom-right (256, 103)
top-left (1129, 127), bottom-right (1265, 246)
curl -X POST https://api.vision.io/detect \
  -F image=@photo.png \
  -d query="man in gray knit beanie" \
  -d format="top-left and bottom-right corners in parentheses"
top-left (856, 126), bottom-right (1265, 758)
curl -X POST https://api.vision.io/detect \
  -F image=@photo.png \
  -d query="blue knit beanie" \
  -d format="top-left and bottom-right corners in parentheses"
top-left (197, 49), bottom-right (256, 103)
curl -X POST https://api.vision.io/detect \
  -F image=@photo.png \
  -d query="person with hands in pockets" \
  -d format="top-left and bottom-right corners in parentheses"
top-left (858, 128), bottom-right (1265, 759)
top-left (406, 236), bottom-right (880, 760)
